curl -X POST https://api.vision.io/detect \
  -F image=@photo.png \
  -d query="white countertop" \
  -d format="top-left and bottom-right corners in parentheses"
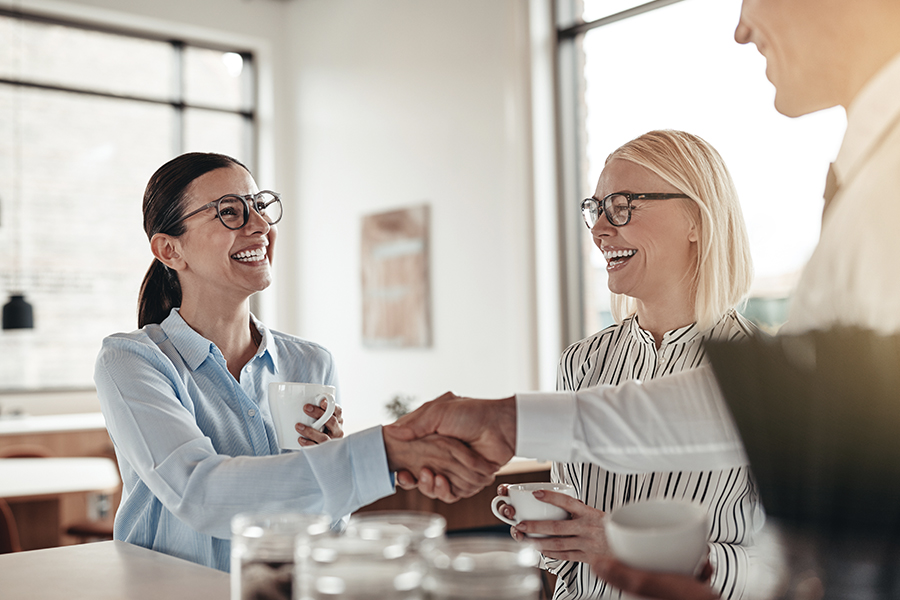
top-left (0, 540), bottom-right (228, 599)
top-left (0, 457), bottom-right (120, 499)
top-left (0, 412), bottom-right (106, 436)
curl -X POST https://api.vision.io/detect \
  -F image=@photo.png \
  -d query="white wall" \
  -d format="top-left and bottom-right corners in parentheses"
top-left (283, 0), bottom-right (539, 432)
top-left (3, 0), bottom-right (544, 428)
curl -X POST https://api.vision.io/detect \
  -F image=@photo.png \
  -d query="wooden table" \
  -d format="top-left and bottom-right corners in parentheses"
top-left (0, 540), bottom-right (229, 599)
top-left (0, 414), bottom-right (121, 549)
top-left (0, 457), bottom-right (119, 549)
top-left (0, 458), bottom-right (120, 499)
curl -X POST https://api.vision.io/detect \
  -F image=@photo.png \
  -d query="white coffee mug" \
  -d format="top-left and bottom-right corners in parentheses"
top-left (491, 482), bottom-right (576, 537)
top-left (267, 382), bottom-right (336, 450)
top-left (605, 499), bottom-right (709, 576)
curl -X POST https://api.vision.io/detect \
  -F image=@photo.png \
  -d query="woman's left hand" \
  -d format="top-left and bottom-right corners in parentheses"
top-left (510, 490), bottom-right (611, 564)
top-left (295, 400), bottom-right (344, 445)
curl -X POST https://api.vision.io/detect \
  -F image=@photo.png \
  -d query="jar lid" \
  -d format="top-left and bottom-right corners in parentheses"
top-left (424, 536), bottom-right (540, 573)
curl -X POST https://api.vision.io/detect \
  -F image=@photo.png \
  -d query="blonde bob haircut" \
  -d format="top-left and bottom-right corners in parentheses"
top-left (606, 130), bottom-right (753, 331)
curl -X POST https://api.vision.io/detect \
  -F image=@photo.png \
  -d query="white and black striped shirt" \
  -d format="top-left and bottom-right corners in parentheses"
top-left (547, 310), bottom-right (764, 600)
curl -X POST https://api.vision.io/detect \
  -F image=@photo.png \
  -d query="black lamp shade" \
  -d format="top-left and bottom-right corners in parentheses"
top-left (2, 294), bottom-right (34, 330)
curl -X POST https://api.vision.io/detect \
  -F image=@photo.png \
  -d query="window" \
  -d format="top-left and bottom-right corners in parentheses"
top-left (0, 10), bottom-right (256, 389)
top-left (557, 0), bottom-right (846, 338)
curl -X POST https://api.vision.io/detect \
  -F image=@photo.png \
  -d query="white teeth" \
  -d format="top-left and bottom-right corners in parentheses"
top-left (231, 248), bottom-right (267, 262)
top-left (603, 249), bottom-right (637, 261)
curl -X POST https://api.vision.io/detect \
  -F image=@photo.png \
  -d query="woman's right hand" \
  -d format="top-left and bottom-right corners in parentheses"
top-left (505, 490), bottom-right (613, 567)
top-left (494, 483), bottom-right (520, 539)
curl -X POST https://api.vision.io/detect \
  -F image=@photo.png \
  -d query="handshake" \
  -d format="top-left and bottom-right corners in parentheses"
top-left (381, 391), bottom-right (518, 503)
top-left (378, 391), bottom-right (720, 600)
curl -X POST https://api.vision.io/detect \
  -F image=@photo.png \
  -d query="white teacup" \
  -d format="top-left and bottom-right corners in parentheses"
top-left (491, 482), bottom-right (576, 537)
top-left (605, 500), bottom-right (709, 576)
top-left (267, 382), bottom-right (336, 450)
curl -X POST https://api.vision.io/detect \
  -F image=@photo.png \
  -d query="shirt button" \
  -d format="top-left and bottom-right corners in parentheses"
top-left (246, 365), bottom-right (253, 372)
top-left (248, 409), bottom-right (257, 417)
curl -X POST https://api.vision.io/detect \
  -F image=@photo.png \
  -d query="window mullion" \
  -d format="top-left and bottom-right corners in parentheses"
top-left (172, 40), bottom-right (184, 156)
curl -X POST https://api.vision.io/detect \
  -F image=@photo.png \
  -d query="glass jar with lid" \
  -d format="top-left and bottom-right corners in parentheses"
top-left (345, 510), bottom-right (446, 553)
top-left (299, 528), bottom-right (424, 600)
top-left (422, 536), bottom-right (542, 600)
top-left (230, 512), bottom-right (331, 600)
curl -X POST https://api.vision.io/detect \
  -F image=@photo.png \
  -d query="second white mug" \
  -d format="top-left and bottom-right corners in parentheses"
top-left (267, 382), bottom-right (336, 450)
top-left (605, 499), bottom-right (709, 576)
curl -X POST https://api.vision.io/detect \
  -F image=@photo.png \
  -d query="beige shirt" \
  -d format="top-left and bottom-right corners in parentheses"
top-left (785, 52), bottom-right (900, 335)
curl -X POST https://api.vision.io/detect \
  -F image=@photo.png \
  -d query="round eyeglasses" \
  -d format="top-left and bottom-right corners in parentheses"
top-left (177, 190), bottom-right (283, 230)
top-left (581, 192), bottom-right (690, 228)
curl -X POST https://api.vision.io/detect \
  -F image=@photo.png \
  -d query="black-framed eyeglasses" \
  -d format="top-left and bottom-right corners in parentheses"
top-left (581, 192), bottom-right (690, 228)
top-left (177, 190), bottom-right (284, 230)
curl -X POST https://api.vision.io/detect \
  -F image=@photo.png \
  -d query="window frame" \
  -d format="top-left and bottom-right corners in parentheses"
top-left (0, 6), bottom-right (267, 393)
top-left (553, 0), bottom-right (691, 345)
top-left (0, 7), bottom-right (258, 169)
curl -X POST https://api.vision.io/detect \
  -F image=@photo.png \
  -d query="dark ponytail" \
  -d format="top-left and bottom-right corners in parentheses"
top-left (138, 259), bottom-right (183, 329)
top-left (137, 152), bottom-right (250, 328)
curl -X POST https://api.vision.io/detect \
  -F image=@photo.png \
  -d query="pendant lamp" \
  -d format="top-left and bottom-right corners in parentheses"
top-left (3, 3), bottom-right (34, 331)
top-left (2, 293), bottom-right (33, 330)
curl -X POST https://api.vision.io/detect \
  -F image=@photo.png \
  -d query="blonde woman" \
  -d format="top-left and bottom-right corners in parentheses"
top-left (502, 130), bottom-right (762, 599)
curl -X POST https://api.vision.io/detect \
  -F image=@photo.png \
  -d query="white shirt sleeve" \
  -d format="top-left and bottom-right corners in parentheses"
top-left (515, 365), bottom-right (748, 473)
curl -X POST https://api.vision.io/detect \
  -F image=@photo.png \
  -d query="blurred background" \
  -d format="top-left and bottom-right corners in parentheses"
top-left (0, 0), bottom-right (846, 433)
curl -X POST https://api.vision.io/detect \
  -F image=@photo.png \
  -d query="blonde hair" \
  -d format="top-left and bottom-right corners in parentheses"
top-left (606, 130), bottom-right (753, 331)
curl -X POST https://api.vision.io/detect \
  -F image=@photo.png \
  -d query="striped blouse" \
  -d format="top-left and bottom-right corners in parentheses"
top-left (547, 310), bottom-right (765, 600)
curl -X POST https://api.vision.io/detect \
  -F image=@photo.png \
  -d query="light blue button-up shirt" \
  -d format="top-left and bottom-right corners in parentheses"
top-left (94, 308), bottom-right (394, 571)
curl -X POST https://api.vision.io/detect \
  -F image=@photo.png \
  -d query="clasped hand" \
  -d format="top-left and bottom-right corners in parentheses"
top-left (382, 391), bottom-right (518, 503)
top-left (382, 431), bottom-right (499, 503)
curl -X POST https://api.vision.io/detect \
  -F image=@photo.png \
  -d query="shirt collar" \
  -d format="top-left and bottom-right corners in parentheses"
top-left (160, 308), bottom-right (277, 372)
top-left (834, 52), bottom-right (900, 187)
top-left (160, 308), bottom-right (215, 370)
top-left (627, 315), bottom-right (700, 347)
top-left (250, 313), bottom-right (279, 374)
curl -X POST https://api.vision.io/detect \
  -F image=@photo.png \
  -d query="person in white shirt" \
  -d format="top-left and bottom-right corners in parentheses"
top-left (387, 0), bottom-right (900, 596)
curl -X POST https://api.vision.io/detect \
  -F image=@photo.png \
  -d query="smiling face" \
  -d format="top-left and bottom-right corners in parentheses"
top-left (592, 159), bottom-right (699, 309)
top-left (734, 0), bottom-right (847, 116)
top-left (166, 165), bottom-right (277, 305)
